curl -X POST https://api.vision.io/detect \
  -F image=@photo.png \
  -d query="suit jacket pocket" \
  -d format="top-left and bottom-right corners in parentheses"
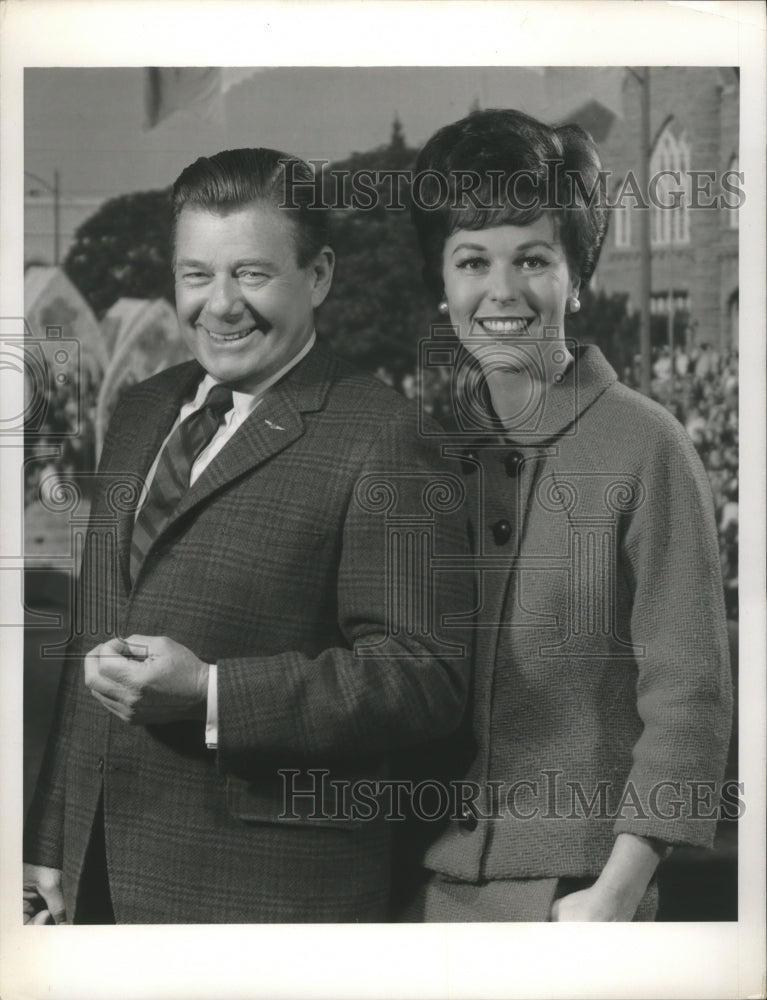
top-left (225, 773), bottom-right (367, 831)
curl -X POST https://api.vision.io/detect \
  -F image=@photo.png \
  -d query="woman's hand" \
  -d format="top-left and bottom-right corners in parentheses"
top-left (550, 833), bottom-right (666, 922)
top-left (550, 882), bottom-right (639, 922)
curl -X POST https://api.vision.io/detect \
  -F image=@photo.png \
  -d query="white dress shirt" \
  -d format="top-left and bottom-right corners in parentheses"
top-left (132, 333), bottom-right (316, 749)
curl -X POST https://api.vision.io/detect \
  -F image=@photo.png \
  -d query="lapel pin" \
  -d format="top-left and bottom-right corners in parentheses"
top-left (264, 419), bottom-right (286, 431)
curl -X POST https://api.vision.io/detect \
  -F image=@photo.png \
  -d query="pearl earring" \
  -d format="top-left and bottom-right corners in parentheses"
top-left (567, 294), bottom-right (581, 314)
top-left (438, 300), bottom-right (449, 315)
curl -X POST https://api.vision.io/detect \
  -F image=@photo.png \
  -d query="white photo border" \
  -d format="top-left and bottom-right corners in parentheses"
top-left (1, 3), bottom-right (765, 998)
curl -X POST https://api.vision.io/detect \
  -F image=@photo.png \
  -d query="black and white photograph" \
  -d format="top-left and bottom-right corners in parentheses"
top-left (1, 2), bottom-right (765, 998)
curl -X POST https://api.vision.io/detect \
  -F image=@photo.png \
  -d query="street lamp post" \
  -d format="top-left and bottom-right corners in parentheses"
top-left (626, 68), bottom-right (652, 396)
top-left (637, 69), bottom-right (652, 397)
top-left (24, 169), bottom-right (61, 266)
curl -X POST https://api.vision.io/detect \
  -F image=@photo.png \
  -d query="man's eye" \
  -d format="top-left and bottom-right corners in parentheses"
top-left (179, 271), bottom-right (207, 281)
top-left (237, 270), bottom-right (267, 281)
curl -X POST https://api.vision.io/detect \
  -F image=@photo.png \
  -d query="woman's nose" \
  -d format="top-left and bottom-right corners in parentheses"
top-left (488, 264), bottom-right (521, 304)
top-left (205, 274), bottom-right (245, 320)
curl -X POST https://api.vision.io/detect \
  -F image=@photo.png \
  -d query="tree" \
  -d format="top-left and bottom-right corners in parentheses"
top-left (64, 189), bottom-right (174, 319)
top-left (318, 211), bottom-right (438, 381)
top-left (567, 287), bottom-right (640, 378)
top-left (316, 121), bottom-right (442, 382)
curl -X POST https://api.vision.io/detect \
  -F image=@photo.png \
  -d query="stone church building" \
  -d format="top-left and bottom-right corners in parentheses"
top-left (565, 67), bottom-right (740, 354)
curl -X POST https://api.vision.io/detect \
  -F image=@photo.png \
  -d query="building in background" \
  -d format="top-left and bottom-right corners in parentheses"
top-left (565, 67), bottom-right (739, 354)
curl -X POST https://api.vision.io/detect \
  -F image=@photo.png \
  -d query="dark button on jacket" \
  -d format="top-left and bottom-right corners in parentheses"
top-left (459, 803), bottom-right (479, 831)
top-left (504, 451), bottom-right (524, 477)
top-left (491, 519), bottom-right (512, 545)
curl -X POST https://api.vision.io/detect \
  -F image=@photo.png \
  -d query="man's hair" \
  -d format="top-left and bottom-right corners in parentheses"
top-left (172, 147), bottom-right (330, 266)
top-left (410, 108), bottom-right (608, 298)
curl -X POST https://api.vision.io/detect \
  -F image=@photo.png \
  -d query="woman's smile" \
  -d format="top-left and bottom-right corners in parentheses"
top-left (441, 214), bottom-right (578, 374)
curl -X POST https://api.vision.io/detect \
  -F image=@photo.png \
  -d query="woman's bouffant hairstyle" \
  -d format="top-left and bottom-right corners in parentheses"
top-left (171, 147), bottom-right (330, 266)
top-left (410, 108), bottom-right (608, 298)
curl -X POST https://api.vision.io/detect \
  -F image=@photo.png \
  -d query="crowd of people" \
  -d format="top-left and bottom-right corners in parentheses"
top-left (630, 345), bottom-right (739, 620)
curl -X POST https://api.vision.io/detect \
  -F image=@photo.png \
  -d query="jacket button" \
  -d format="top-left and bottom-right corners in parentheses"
top-left (504, 451), bottom-right (523, 477)
top-left (492, 519), bottom-right (511, 545)
top-left (97, 756), bottom-right (105, 773)
top-left (459, 803), bottom-right (478, 831)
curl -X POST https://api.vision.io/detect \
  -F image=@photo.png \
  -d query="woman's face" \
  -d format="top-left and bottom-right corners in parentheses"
top-left (441, 214), bottom-right (578, 371)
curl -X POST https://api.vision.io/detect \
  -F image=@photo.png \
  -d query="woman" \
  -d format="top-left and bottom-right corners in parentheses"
top-left (406, 109), bottom-right (733, 921)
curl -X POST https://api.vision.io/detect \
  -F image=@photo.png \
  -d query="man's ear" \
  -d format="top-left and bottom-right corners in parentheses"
top-left (309, 247), bottom-right (335, 308)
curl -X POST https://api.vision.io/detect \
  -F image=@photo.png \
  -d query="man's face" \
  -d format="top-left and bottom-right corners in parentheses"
top-left (173, 202), bottom-right (334, 392)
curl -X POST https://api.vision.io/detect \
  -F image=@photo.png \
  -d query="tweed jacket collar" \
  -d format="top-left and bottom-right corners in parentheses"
top-left (521, 343), bottom-right (618, 446)
top-left (115, 342), bottom-right (338, 592)
top-left (467, 344), bottom-right (619, 449)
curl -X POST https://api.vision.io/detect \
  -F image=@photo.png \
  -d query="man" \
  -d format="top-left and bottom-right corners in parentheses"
top-left (23, 148), bottom-right (471, 923)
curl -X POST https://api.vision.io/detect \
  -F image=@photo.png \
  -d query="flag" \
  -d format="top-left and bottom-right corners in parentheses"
top-left (220, 68), bottom-right (263, 94)
top-left (143, 68), bottom-right (222, 129)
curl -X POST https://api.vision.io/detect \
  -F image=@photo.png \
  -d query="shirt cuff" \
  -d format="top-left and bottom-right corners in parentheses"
top-left (205, 664), bottom-right (218, 748)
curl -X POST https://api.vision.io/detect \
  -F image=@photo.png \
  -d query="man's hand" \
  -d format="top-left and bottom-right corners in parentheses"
top-left (84, 635), bottom-right (209, 725)
top-left (23, 863), bottom-right (67, 925)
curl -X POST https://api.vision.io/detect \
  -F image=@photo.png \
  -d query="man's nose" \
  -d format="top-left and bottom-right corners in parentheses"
top-left (204, 274), bottom-right (245, 320)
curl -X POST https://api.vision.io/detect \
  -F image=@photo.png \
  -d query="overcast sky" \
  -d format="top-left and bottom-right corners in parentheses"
top-left (25, 67), bottom-right (555, 200)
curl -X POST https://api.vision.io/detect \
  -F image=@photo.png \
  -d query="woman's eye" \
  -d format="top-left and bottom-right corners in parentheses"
top-left (518, 256), bottom-right (548, 270)
top-left (456, 257), bottom-right (488, 272)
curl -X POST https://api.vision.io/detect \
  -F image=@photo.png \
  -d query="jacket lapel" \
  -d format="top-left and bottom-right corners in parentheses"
top-left (170, 386), bottom-right (305, 522)
top-left (114, 361), bottom-right (203, 593)
top-left (132, 343), bottom-right (337, 572)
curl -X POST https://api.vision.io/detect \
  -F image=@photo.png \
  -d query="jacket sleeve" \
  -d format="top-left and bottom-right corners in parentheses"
top-left (23, 642), bottom-right (85, 868)
top-left (215, 408), bottom-right (473, 773)
top-left (613, 411), bottom-right (733, 848)
top-left (23, 394), bottom-right (135, 867)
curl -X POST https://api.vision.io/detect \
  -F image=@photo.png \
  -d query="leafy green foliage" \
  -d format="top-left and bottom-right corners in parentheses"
top-left (64, 189), bottom-right (174, 319)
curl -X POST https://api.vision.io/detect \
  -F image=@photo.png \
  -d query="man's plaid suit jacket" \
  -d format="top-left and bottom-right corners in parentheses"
top-left (24, 343), bottom-right (473, 922)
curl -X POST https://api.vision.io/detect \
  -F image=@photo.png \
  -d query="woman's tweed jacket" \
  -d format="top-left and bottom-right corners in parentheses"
top-left (422, 344), bottom-right (732, 882)
top-left (24, 344), bottom-right (472, 922)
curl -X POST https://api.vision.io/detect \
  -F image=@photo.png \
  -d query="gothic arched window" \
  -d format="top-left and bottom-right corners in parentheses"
top-left (614, 182), bottom-right (632, 248)
top-left (650, 123), bottom-right (690, 246)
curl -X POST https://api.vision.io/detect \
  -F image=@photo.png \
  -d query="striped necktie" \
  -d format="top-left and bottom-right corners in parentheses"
top-left (130, 383), bottom-right (233, 585)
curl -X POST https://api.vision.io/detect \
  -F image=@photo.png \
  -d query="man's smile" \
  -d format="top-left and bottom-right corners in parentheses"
top-left (198, 323), bottom-right (263, 344)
